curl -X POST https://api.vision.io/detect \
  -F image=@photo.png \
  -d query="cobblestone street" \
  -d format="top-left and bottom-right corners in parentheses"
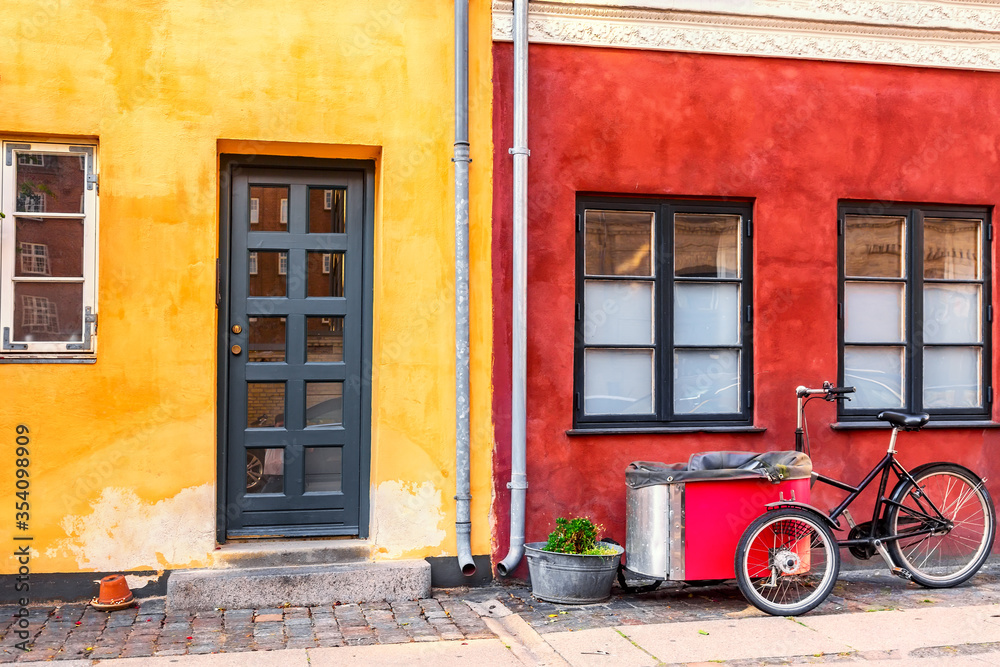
top-left (4, 565), bottom-right (1000, 663)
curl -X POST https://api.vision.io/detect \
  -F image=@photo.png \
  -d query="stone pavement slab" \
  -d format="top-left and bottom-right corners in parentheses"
top-left (611, 615), bottom-right (852, 664)
top-left (799, 603), bottom-right (1000, 652)
top-left (542, 626), bottom-right (657, 666)
top-left (308, 639), bottom-right (522, 666)
top-left (93, 650), bottom-right (308, 665)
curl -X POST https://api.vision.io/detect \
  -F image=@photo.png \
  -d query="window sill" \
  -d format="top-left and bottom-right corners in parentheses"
top-left (567, 426), bottom-right (766, 436)
top-left (0, 356), bottom-right (96, 364)
top-left (831, 421), bottom-right (1000, 430)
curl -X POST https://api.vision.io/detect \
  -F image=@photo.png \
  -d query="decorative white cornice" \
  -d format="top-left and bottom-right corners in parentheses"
top-left (492, 1), bottom-right (1000, 71)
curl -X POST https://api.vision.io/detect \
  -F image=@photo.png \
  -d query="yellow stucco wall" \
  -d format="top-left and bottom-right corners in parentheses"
top-left (0, 1), bottom-right (493, 574)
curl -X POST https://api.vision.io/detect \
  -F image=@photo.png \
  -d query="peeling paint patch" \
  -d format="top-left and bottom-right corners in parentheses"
top-left (124, 573), bottom-right (163, 590)
top-left (55, 485), bottom-right (215, 571)
top-left (371, 480), bottom-right (446, 559)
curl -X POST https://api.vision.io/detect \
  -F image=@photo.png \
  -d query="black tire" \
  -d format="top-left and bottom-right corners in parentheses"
top-left (886, 463), bottom-right (995, 588)
top-left (735, 509), bottom-right (840, 616)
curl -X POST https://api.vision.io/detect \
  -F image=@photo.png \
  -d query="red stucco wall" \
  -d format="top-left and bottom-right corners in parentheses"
top-left (491, 43), bottom-right (1000, 576)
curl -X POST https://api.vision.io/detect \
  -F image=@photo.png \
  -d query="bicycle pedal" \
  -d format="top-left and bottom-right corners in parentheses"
top-left (891, 567), bottom-right (912, 581)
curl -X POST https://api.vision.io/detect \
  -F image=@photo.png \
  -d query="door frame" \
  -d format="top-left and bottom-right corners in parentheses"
top-left (216, 154), bottom-right (375, 542)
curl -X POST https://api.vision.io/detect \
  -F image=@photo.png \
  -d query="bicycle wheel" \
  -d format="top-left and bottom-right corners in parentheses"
top-left (735, 509), bottom-right (840, 616)
top-left (886, 463), bottom-right (995, 588)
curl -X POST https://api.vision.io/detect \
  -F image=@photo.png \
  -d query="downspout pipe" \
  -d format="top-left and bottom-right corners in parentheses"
top-left (497, 0), bottom-right (529, 577)
top-left (454, 0), bottom-right (476, 577)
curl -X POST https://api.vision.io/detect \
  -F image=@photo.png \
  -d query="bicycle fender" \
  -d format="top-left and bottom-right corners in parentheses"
top-left (763, 501), bottom-right (841, 530)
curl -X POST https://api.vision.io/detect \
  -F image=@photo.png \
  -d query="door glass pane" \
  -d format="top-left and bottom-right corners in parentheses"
top-left (309, 188), bottom-right (346, 234)
top-left (673, 349), bottom-right (740, 414)
top-left (307, 316), bottom-right (344, 362)
top-left (584, 210), bottom-right (653, 277)
top-left (306, 382), bottom-right (343, 426)
top-left (583, 280), bottom-right (653, 345)
top-left (924, 284), bottom-right (980, 344)
top-left (248, 317), bottom-right (285, 362)
top-left (845, 215), bottom-right (905, 278)
top-left (246, 448), bottom-right (283, 494)
top-left (583, 349), bottom-right (654, 414)
top-left (844, 346), bottom-right (904, 408)
top-left (924, 347), bottom-right (980, 409)
top-left (308, 252), bottom-right (344, 297)
top-left (248, 251), bottom-right (287, 296)
top-left (924, 218), bottom-right (980, 280)
top-left (13, 283), bottom-right (82, 342)
top-left (674, 213), bottom-right (740, 278)
top-left (16, 153), bottom-right (86, 214)
top-left (15, 218), bottom-right (83, 277)
top-left (673, 283), bottom-right (740, 346)
top-left (247, 382), bottom-right (285, 428)
top-left (248, 186), bottom-right (289, 232)
top-left (845, 282), bottom-right (904, 343)
top-left (304, 447), bottom-right (343, 493)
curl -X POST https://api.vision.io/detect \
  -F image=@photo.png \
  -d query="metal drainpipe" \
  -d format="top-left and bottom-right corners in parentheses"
top-left (497, 0), bottom-right (529, 577)
top-left (454, 0), bottom-right (476, 577)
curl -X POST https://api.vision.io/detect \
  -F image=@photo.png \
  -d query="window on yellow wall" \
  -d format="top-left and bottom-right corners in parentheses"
top-left (1, 140), bottom-right (99, 359)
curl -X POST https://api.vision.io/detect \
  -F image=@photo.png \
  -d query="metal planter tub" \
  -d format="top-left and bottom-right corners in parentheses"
top-left (524, 542), bottom-right (624, 604)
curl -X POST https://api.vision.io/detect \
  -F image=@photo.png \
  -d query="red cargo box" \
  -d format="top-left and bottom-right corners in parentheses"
top-left (625, 451), bottom-right (812, 581)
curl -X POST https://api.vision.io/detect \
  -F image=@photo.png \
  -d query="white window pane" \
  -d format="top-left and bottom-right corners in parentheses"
top-left (924, 347), bottom-right (981, 409)
top-left (673, 349), bottom-right (740, 414)
top-left (844, 346), bottom-right (904, 408)
top-left (584, 280), bottom-right (653, 345)
top-left (673, 283), bottom-right (740, 346)
top-left (584, 349), bottom-right (653, 415)
top-left (923, 284), bottom-right (980, 344)
top-left (845, 282), bottom-right (904, 343)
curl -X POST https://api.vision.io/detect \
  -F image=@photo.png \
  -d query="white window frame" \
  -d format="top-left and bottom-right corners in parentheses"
top-left (1, 140), bottom-right (99, 358)
top-left (322, 253), bottom-right (331, 274)
top-left (250, 197), bottom-right (260, 224)
top-left (324, 190), bottom-right (333, 210)
top-left (278, 251), bottom-right (288, 275)
top-left (249, 252), bottom-right (259, 276)
top-left (280, 198), bottom-right (288, 225)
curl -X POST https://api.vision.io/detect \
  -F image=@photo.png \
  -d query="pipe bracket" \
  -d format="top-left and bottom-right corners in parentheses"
top-left (508, 147), bottom-right (531, 156)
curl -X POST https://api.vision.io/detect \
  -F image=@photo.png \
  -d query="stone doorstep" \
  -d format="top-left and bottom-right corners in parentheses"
top-left (166, 560), bottom-right (432, 612)
top-left (210, 538), bottom-right (374, 569)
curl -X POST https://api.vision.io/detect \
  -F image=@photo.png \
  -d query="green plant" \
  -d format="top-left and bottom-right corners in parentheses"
top-left (542, 517), bottom-right (616, 555)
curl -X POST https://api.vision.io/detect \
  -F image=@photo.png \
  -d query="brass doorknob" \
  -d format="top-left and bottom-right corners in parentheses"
top-left (231, 324), bottom-right (242, 334)
top-left (231, 344), bottom-right (242, 355)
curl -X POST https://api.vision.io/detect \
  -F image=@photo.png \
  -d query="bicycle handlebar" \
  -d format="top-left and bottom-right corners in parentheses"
top-left (795, 383), bottom-right (856, 398)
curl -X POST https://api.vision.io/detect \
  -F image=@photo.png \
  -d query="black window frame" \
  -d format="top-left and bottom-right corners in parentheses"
top-left (838, 201), bottom-right (993, 422)
top-left (573, 196), bottom-right (754, 430)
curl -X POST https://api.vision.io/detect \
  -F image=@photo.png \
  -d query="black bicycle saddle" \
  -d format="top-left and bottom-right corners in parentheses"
top-left (876, 410), bottom-right (930, 430)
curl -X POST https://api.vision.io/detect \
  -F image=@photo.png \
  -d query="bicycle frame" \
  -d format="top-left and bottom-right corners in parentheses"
top-left (793, 386), bottom-right (952, 572)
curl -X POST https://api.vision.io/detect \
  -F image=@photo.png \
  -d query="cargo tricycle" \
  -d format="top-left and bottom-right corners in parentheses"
top-left (623, 382), bottom-right (996, 616)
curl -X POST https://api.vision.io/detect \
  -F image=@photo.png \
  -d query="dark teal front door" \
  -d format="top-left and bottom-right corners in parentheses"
top-left (222, 161), bottom-right (371, 537)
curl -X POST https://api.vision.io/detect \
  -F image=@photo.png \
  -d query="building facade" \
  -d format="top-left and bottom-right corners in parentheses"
top-left (0, 0), bottom-right (494, 598)
top-left (491, 0), bottom-right (1000, 573)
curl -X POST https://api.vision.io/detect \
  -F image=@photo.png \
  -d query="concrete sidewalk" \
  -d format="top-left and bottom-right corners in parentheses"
top-left (7, 566), bottom-right (1000, 665)
top-left (37, 601), bottom-right (1000, 666)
